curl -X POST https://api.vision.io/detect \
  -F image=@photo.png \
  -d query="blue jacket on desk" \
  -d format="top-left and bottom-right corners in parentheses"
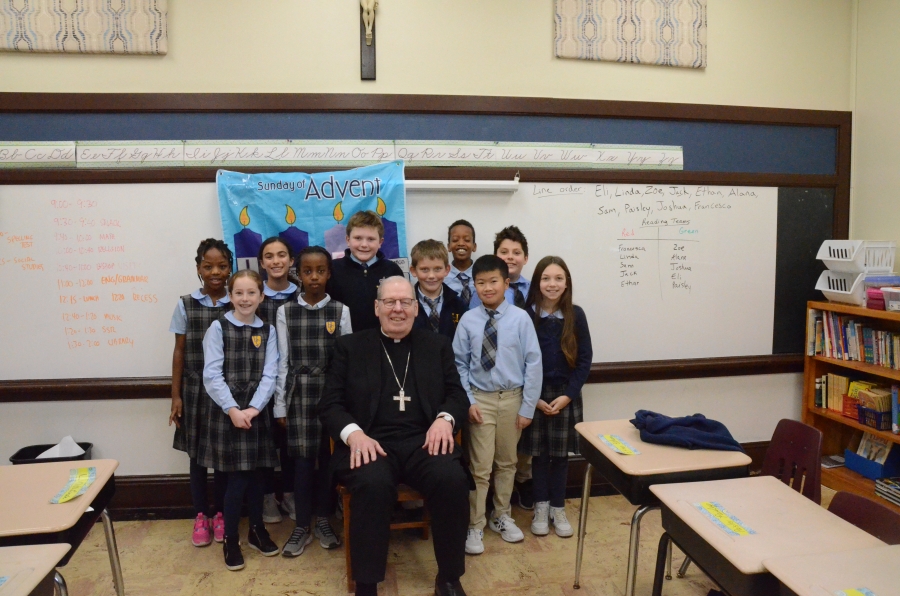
top-left (630, 410), bottom-right (743, 452)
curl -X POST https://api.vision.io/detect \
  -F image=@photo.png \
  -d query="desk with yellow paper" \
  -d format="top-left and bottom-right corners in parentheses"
top-left (49, 467), bottom-right (96, 505)
top-left (598, 434), bottom-right (641, 455)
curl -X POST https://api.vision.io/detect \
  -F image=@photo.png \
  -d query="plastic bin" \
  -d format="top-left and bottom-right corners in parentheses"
top-left (881, 287), bottom-right (900, 312)
top-left (815, 270), bottom-right (866, 305)
top-left (817, 240), bottom-right (896, 274)
top-left (9, 442), bottom-right (93, 465)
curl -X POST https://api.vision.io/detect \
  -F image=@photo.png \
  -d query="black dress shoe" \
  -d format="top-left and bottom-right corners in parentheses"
top-left (434, 576), bottom-right (467, 596)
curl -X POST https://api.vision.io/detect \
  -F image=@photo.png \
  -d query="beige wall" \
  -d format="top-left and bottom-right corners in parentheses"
top-left (1, 1), bottom-right (853, 110)
top-left (851, 1), bottom-right (900, 243)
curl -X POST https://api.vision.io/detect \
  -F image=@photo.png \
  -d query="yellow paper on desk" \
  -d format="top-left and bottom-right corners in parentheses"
top-left (599, 434), bottom-right (641, 455)
top-left (834, 589), bottom-right (876, 596)
top-left (50, 466), bottom-right (96, 504)
top-left (694, 501), bottom-right (755, 536)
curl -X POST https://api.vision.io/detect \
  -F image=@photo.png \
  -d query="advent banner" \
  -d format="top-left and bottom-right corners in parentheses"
top-left (216, 161), bottom-right (408, 273)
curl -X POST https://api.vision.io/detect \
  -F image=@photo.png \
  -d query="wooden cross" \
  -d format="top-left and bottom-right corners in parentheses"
top-left (394, 389), bottom-right (410, 412)
top-left (360, 0), bottom-right (377, 80)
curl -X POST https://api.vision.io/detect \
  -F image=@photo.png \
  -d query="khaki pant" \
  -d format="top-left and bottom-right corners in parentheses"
top-left (467, 387), bottom-right (523, 530)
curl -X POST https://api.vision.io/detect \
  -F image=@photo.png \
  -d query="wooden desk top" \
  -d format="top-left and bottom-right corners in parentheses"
top-left (0, 460), bottom-right (118, 537)
top-left (575, 419), bottom-right (751, 476)
top-left (0, 544), bottom-right (70, 596)
top-left (763, 544), bottom-right (900, 596)
top-left (650, 476), bottom-right (886, 575)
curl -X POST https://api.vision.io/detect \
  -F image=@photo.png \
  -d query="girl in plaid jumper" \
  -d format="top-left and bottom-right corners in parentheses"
top-left (519, 256), bottom-right (593, 538)
top-left (168, 238), bottom-right (232, 547)
top-left (274, 246), bottom-right (352, 557)
top-left (201, 269), bottom-right (281, 570)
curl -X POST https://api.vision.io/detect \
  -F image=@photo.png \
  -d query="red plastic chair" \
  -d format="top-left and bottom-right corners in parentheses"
top-left (760, 418), bottom-right (823, 504)
top-left (828, 491), bottom-right (900, 544)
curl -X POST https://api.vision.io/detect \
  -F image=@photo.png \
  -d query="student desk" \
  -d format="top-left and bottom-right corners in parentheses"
top-left (649, 476), bottom-right (886, 596)
top-left (0, 459), bottom-right (123, 596)
top-left (0, 544), bottom-right (70, 596)
top-left (763, 544), bottom-right (900, 596)
top-left (574, 419), bottom-right (751, 595)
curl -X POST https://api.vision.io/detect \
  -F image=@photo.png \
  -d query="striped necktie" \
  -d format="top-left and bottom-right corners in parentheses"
top-left (423, 295), bottom-right (441, 333)
top-left (481, 309), bottom-right (498, 370)
top-left (511, 282), bottom-right (526, 308)
top-left (458, 272), bottom-right (471, 304)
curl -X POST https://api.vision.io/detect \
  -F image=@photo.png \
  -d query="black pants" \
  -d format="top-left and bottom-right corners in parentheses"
top-left (224, 470), bottom-right (264, 538)
top-left (294, 430), bottom-right (335, 527)
top-left (532, 452), bottom-right (568, 508)
top-left (334, 434), bottom-right (468, 584)
top-left (189, 458), bottom-right (227, 517)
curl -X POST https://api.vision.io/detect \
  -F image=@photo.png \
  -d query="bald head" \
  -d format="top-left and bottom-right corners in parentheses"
top-left (374, 275), bottom-right (418, 339)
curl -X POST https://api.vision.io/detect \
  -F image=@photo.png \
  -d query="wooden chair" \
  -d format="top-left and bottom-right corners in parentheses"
top-left (676, 418), bottom-right (823, 579)
top-left (828, 491), bottom-right (900, 545)
top-left (337, 483), bottom-right (430, 592)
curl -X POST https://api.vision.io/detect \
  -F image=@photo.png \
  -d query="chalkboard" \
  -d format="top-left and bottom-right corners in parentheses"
top-left (0, 180), bottom-right (830, 380)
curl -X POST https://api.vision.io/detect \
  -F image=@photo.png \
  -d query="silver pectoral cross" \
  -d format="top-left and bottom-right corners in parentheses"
top-left (394, 389), bottom-right (410, 412)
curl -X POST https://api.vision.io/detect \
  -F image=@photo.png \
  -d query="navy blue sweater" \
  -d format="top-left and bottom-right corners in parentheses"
top-left (533, 305), bottom-right (593, 397)
top-left (630, 410), bottom-right (744, 452)
top-left (412, 282), bottom-right (469, 340)
top-left (327, 249), bottom-right (403, 332)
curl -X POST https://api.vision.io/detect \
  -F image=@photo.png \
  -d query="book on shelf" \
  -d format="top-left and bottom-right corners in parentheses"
top-left (820, 373), bottom-right (850, 412)
top-left (875, 476), bottom-right (900, 496)
top-left (821, 454), bottom-right (845, 469)
top-left (894, 385), bottom-right (900, 434)
top-left (857, 386), bottom-right (892, 412)
top-left (875, 486), bottom-right (900, 508)
top-left (812, 310), bottom-right (900, 370)
top-left (857, 432), bottom-right (894, 465)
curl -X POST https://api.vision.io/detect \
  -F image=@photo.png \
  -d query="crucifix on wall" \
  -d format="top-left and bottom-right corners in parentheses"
top-left (360, 0), bottom-right (377, 80)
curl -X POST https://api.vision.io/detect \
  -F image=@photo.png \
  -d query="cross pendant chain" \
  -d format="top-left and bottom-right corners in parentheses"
top-left (381, 342), bottom-right (411, 412)
top-left (394, 389), bottom-right (411, 412)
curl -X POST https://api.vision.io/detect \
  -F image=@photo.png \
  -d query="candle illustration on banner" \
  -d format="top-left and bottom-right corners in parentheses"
top-left (377, 196), bottom-right (400, 259)
top-left (325, 202), bottom-right (349, 259)
top-left (278, 205), bottom-right (309, 256)
top-left (234, 206), bottom-right (263, 272)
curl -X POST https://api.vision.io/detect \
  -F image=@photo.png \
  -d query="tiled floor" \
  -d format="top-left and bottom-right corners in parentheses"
top-left (60, 488), bottom-right (837, 595)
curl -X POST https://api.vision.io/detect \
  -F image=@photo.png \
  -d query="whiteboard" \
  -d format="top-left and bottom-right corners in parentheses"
top-left (0, 182), bottom-right (776, 380)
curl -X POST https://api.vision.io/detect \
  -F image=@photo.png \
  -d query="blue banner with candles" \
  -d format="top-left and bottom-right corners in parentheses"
top-left (216, 161), bottom-right (408, 273)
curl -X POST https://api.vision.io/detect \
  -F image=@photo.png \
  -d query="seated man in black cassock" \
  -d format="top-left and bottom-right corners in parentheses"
top-left (319, 276), bottom-right (470, 596)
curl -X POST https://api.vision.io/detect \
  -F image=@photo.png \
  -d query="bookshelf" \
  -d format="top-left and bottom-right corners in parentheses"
top-left (803, 300), bottom-right (900, 514)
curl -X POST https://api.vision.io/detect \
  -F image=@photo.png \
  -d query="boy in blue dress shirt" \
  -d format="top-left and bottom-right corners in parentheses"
top-left (494, 226), bottom-right (530, 309)
top-left (410, 239), bottom-right (468, 339)
top-left (452, 255), bottom-right (542, 555)
top-left (446, 220), bottom-right (478, 308)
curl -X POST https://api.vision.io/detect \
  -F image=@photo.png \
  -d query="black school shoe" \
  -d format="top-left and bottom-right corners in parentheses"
top-left (434, 575), bottom-right (468, 596)
top-left (248, 524), bottom-right (280, 556)
top-left (515, 480), bottom-right (535, 510)
top-left (223, 536), bottom-right (244, 571)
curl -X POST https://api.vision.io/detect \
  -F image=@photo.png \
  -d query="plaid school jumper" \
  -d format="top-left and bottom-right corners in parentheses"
top-left (282, 300), bottom-right (344, 458)
top-left (198, 317), bottom-right (278, 472)
top-left (173, 295), bottom-right (227, 458)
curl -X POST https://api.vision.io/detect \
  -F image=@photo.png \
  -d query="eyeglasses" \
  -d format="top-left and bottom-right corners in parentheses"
top-left (379, 298), bottom-right (415, 309)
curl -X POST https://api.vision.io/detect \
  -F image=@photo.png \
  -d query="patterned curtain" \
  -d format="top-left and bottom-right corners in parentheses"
top-left (0, 0), bottom-right (167, 54)
top-left (555, 0), bottom-right (706, 69)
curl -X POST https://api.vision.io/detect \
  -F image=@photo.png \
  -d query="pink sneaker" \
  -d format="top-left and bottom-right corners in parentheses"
top-left (192, 513), bottom-right (212, 547)
top-left (212, 512), bottom-right (225, 543)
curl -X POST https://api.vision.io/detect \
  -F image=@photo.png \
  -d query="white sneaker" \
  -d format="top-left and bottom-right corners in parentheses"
top-left (531, 502), bottom-right (550, 536)
top-left (465, 528), bottom-right (485, 555)
top-left (263, 494), bottom-right (283, 524)
top-left (550, 506), bottom-right (573, 537)
top-left (488, 514), bottom-right (525, 543)
top-left (281, 492), bottom-right (296, 521)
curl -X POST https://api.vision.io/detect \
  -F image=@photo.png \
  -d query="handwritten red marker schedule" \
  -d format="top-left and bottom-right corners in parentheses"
top-left (0, 183), bottom-right (221, 380)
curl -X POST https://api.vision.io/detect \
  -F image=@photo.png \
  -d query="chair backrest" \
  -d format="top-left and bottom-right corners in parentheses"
top-left (828, 491), bottom-right (900, 544)
top-left (760, 419), bottom-right (823, 504)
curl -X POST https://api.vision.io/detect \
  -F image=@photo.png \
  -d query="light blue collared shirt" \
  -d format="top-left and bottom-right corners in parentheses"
top-left (169, 288), bottom-right (231, 334)
top-left (417, 286), bottom-right (444, 317)
top-left (505, 277), bottom-right (531, 307)
top-left (447, 264), bottom-right (478, 307)
top-left (452, 301), bottom-right (543, 418)
top-left (263, 281), bottom-right (298, 300)
top-left (202, 311), bottom-right (279, 414)
top-left (349, 253), bottom-right (378, 267)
